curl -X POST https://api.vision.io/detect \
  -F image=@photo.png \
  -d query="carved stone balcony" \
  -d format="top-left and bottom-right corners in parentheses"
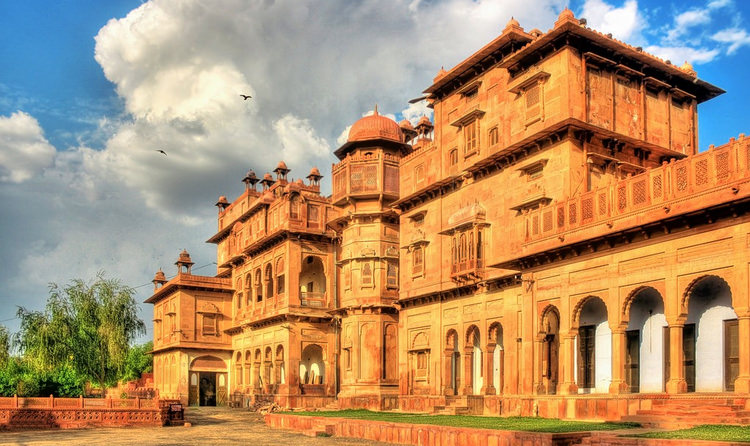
top-left (497, 137), bottom-right (750, 268)
top-left (450, 259), bottom-right (485, 282)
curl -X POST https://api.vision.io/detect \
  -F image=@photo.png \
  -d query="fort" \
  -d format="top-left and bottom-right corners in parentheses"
top-left (146, 9), bottom-right (750, 425)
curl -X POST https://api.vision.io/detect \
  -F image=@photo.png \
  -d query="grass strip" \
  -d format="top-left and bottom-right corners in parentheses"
top-left (282, 409), bottom-right (639, 433)
top-left (632, 424), bottom-right (750, 443)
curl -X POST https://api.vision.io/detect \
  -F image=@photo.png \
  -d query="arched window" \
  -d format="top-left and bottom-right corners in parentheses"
top-left (276, 258), bottom-right (285, 295)
top-left (412, 246), bottom-right (424, 274)
top-left (449, 148), bottom-right (459, 166)
top-left (362, 262), bottom-right (373, 286)
top-left (290, 195), bottom-right (300, 219)
top-left (264, 264), bottom-right (274, 299)
top-left (245, 274), bottom-right (252, 306)
top-left (255, 269), bottom-right (262, 302)
top-left (488, 127), bottom-right (498, 146)
top-left (459, 234), bottom-right (467, 263)
top-left (386, 261), bottom-right (398, 288)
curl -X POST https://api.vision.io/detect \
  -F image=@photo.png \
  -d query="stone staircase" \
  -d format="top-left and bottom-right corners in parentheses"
top-left (432, 396), bottom-right (470, 415)
top-left (622, 397), bottom-right (750, 429)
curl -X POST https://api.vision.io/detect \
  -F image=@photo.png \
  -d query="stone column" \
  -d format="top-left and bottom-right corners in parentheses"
top-left (735, 314), bottom-right (750, 393)
top-left (666, 323), bottom-right (687, 394)
top-left (559, 332), bottom-right (579, 395)
top-left (609, 328), bottom-right (629, 394)
top-left (463, 347), bottom-right (473, 395)
top-left (482, 343), bottom-right (496, 395)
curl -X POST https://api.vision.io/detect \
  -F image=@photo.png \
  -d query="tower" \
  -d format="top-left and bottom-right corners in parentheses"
top-left (329, 107), bottom-right (411, 408)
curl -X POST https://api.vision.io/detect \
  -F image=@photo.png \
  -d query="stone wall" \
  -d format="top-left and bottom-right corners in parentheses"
top-left (0, 396), bottom-right (166, 430)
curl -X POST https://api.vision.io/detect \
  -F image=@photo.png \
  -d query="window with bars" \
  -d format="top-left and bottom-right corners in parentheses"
top-left (450, 227), bottom-right (484, 275)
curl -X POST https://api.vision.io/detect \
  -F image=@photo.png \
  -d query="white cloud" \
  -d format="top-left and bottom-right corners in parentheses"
top-left (0, 111), bottom-right (56, 183)
top-left (581, 0), bottom-right (643, 43)
top-left (712, 27), bottom-right (750, 55)
top-left (401, 101), bottom-right (433, 126)
top-left (644, 45), bottom-right (720, 65)
top-left (274, 114), bottom-right (330, 167)
top-left (707, 0), bottom-right (731, 10)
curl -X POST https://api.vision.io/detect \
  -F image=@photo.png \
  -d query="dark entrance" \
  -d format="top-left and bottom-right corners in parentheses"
top-left (725, 319), bottom-right (739, 391)
top-left (577, 325), bottom-right (595, 390)
top-left (625, 330), bottom-right (640, 393)
top-left (199, 372), bottom-right (217, 406)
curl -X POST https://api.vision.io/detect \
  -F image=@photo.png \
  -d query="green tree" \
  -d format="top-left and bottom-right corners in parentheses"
top-left (0, 325), bottom-right (10, 367)
top-left (122, 341), bottom-right (153, 382)
top-left (16, 273), bottom-right (146, 395)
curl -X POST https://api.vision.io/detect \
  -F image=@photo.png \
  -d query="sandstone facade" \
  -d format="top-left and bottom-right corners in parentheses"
top-left (146, 9), bottom-right (750, 421)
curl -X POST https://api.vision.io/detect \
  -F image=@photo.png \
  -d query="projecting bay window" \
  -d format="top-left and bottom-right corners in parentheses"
top-left (450, 227), bottom-right (484, 279)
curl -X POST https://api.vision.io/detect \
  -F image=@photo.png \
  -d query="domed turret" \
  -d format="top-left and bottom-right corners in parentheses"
top-left (307, 167), bottom-right (323, 186)
top-left (334, 106), bottom-right (410, 159)
top-left (215, 195), bottom-right (229, 212)
top-left (175, 249), bottom-right (194, 274)
top-left (152, 268), bottom-right (167, 290)
top-left (347, 106), bottom-right (402, 144)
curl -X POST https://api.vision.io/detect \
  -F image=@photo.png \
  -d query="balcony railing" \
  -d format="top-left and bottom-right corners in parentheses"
top-left (450, 258), bottom-right (485, 281)
top-left (300, 292), bottom-right (326, 308)
top-left (521, 137), bottom-right (750, 249)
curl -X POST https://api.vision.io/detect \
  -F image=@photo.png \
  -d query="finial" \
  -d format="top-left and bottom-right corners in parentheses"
top-left (374, 104), bottom-right (379, 116)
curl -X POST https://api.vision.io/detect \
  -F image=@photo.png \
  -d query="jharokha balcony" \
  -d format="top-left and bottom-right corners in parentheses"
top-left (497, 136), bottom-right (750, 269)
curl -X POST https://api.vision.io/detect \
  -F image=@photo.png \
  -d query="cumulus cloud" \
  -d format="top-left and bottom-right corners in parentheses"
top-left (0, 111), bottom-right (56, 183)
top-left (645, 45), bottom-right (720, 65)
top-left (712, 27), bottom-right (750, 55)
top-left (581, 0), bottom-right (643, 43)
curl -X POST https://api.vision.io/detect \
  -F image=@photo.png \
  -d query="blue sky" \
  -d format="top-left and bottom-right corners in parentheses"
top-left (1, 0), bottom-right (749, 341)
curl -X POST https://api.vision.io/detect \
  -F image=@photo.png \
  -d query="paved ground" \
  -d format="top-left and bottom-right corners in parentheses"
top-left (0, 407), bottom-right (391, 446)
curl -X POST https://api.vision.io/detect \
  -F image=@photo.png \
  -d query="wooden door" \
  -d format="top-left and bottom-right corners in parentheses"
top-left (625, 330), bottom-right (640, 393)
top-left (725, 319), bottom-right (739, 391)
top-left (684, 324), bottom-right (696, 392)
top-left (577, 326), bottom-right (595, 389)
top-left (188, 372), bottom-right (199, 406)
top-left (217, 373), bottom-right (228, 406)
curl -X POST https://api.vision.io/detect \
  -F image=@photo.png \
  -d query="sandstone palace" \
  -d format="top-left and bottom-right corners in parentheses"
top-left (146, 10), bottom-right (750, 422)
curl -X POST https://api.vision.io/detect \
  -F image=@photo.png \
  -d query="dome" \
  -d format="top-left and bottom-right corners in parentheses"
top-left (275, 161), bottom-right (288, 171)
top-left (347, 106), bottom-right (402, 143)
top-left (263, 173), bottom-right (273, 181)
top-left (399, 119), bottom-right (414, 130)
top-left (308, 167), bottom-right (321, 177)
top-left (176, 249), bottom-right (193, 265)
top-left (417, 116), bottom-right (433, 127)
top-left (153, 269), bottom-right (166, 282)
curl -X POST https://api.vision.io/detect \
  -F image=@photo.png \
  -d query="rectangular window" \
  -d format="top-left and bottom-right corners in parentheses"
top-left (412, 247), bottom-right (424, 275)
top-left (202, 314), bottom-right (217, 336)
top-left (386, 261), bottom-right (398, 288)
top-left (307, 204), bottom-right (319, 228)
top-left (464, 120), bottom-right (478, 155)
top-left (525, 84), bottom-right (542, 123)
top-left (276, 274), bottom-right (285, 294)
top-left (449, 148), bottom-right (458, 166)
top-left (361, 262), bottom-right (373, 286)
top-left (488, 127), bottom-right (498, 146)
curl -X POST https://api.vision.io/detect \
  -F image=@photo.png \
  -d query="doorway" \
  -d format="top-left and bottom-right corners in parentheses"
top-left (725, 319), bottom-right (739, 391)
top-left (625, 330), bottom-right (640, 393)
top-left (199, 372), bottom-right (217, 406)
top-left (577, 325), bottom-right (595, 390)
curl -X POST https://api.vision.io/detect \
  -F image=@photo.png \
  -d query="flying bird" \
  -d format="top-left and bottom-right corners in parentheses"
top-left (240, 94), bottom-right (252, 100)
top-left (155, 150), bottom-right (167, 156)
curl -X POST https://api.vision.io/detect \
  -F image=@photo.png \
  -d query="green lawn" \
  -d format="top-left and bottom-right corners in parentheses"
top-left (283, 409), bottom-right (640, 433)
top-left (633, 425), bottom-right (750, 443)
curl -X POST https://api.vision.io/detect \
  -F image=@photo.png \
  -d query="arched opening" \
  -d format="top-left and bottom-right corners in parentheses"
top-left (244, 351), bottom-right (252, 388)
top-left (685, 275), bottom-right (737, 392)
top-left (489, 322), bottom-right (504, 394)
top-left (540, 306), bottom-right (560, 395)
top-left (253, 349), bottom-right (262, 389)
top-left (245, 273), bottom-right (252, 306)
top-left (575, 297), bottom-right (611, 393)
top-left (625, 287), bottom-right (667, 393)
top-left (300, 344), bottom-right (325, 385)
top-left (264, 264), bottom-right (274, 301)
top-left (275, 345), bottom-right (285, 385)
top-left (446, 330), bottom-right (460, 396)
top-left (189, 355), bottom-right (227, 406)
top-left (255, 269), bottom-right (262, 302)
top-left (465, 325), bottom-right (482, 395)
top-left (300, 256), bottom-right (326, 307)
top-left (264, 346), bottom-right (273, 389)
top-left (234, 351), bottom-right (243, 389)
